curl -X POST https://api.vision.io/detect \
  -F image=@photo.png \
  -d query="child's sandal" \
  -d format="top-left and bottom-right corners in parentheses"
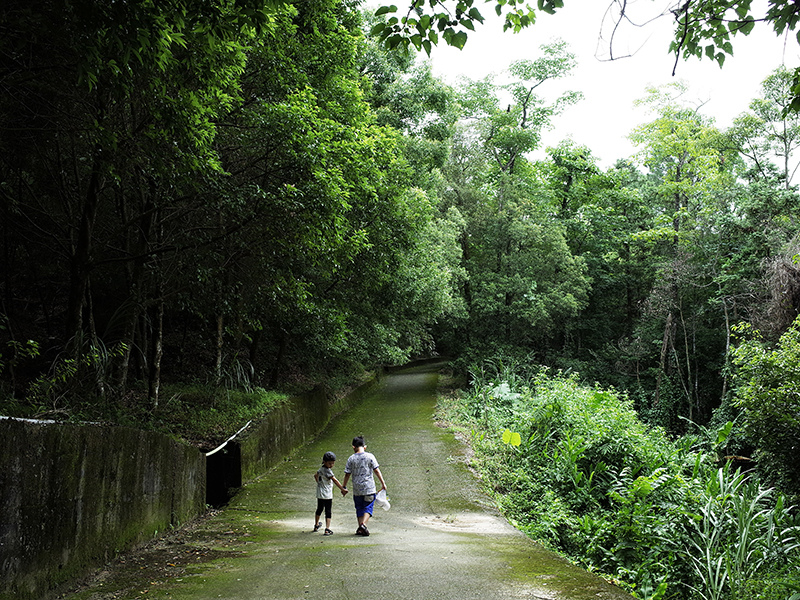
top-left (323, 529), bottom-right (333, 536)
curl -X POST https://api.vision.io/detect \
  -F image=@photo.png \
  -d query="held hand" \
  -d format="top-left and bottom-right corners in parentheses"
top-left (341, 488), bottom-right (348, 496)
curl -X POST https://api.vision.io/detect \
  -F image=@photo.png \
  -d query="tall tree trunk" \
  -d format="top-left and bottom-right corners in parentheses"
top-left (678, 306), bottom-right (694, 420)
top-left (269, 330), bottom-right (287, 389)
top-left (118, 299), bottom-right (140, 392)
top-left (119, 176), bottom-right (155, 392)
top-left (720, 293), bottom-right (731, 403)
top-left (85, 278), bottom-right (107, 401)
top-left (215, 314), bottom-right (224, 386)
top-left (66, 155), bottom-right (103, 348)
top-left (148, 216), bottom-right (165, 408)
top-left (460, 233), bottom-right (473, 347)
top-left (654, 311), bottom-right (674, 407)
top-left (250, 328), bottom-right (262, 374)
top-left (149, 297), bottom-right (164, 409)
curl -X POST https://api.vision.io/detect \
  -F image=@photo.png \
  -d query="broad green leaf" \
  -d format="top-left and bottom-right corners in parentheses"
top-left (735, 2), bottom-right (750, 18)
top-left (502, 428), bottom-right (512, 444)
top-left (451, 31), bottom-right (468, 48)
top-left (375, 5), bottom-right (397, 16)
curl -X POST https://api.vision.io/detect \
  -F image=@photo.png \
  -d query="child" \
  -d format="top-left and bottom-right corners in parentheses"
top-left (341, 436), bottom-right (387, 537)
top-left (313, 451), bottom-right (347, 535)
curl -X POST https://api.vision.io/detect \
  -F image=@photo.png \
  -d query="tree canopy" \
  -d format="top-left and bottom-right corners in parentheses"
top-left (371, 0), bottom-right (800, 108)
top-left (2, 4), bottom-right (800, 597)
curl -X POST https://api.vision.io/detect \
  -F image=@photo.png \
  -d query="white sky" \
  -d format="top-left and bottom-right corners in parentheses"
top-left (421, 0), bottom-right (797, 167)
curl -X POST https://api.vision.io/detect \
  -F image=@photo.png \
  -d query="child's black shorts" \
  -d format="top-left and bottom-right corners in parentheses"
top-left (316, 498), bottom-right (333, 518)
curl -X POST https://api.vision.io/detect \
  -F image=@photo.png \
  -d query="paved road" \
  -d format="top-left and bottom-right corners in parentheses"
top-left (69, 362), bottom-right (632, 600)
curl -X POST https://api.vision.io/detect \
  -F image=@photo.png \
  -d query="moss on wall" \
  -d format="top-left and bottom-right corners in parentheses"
top-left (238, 377), bottom-right (381, 484)
top-left (0, 373), bottom-right (383, 600)
top-left (0, 418), bottom-right (205, 600)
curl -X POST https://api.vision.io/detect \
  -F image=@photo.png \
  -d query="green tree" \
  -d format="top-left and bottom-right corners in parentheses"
top-left (438, 44), bottom-right (590, 361)
top-left (1, 0), bottom-right (465, 415)
top-left (0, 0), bottom-right (271, 405)
top-left (628, 83), bottom-right (740, 429)
top-left (731, 318), bottom-right (800, 494)
top-left (459, 40), bottom-right (581, 178)
top-left (188, 0), bottom-right (462, 383)
top-left (537, 144), bottom-right (659, 385)
top-left (730, 66), bottom-right (800, 188)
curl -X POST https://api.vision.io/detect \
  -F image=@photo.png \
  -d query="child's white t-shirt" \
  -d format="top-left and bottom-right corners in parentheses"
top-left (344, 452), bottom-right (379, 495)
top-left (316, 466), bottom-right (335, 499)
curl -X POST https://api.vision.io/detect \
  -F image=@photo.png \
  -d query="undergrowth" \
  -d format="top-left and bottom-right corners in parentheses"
top-left (436, 361), bottom-right (800, 600)
top-left (154, 384), bottom-right (290, 449)
top-left (1, 379), bottom-right (290, 451)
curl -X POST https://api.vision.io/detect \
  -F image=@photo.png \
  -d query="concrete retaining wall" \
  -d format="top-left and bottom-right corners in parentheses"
top-left (0, 418), bottom-right (205, 600)
top-left (0, 373), bottom-right (385, 600)
top-left (206, 377), bottom-right (383, 505)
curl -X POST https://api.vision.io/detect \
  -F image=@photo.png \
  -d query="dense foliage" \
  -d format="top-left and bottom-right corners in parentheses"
top-left (371, 0), bottom-right (800, 105)
top-left (3, 0), bottom-right (800, 471)
top-left (2, 1), bottom-right (800, 597)
top-left (437, 361), bottom-right (800, 600)
top-left (0, 0), bottom-right (464, 420)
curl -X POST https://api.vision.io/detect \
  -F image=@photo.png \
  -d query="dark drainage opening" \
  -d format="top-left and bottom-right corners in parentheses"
top-left (205, 442), bottom-right (242, 507)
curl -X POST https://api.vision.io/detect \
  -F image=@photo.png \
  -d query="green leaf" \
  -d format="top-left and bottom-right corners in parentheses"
top-left (734, 3), bottom-right (749, 18)
top-left (715, 421), bottom-right (733, 446)
top-left (451, 30), bottom-right (468, 48)
top-left (502, 428), bottom-right (521, 446)
top-left (468, 7), bottom-right (484, 22)
top-left (375, 5), bottom-right (397, 16)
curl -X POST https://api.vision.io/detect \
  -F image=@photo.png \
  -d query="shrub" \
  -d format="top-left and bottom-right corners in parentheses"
top-left (438, 362), bottom-right (800, 600)
top-left (157, 384), bottom-right (289, 448)
top-left (731, 319), bottom-right (800, 496)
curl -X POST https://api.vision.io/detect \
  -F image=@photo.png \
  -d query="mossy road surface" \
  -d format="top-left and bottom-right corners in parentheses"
top-left (70, 362), bottom-right (633, 600)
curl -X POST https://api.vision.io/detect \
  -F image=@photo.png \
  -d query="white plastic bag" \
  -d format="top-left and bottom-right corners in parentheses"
top-left (375, 489), bottom-right (391, 511)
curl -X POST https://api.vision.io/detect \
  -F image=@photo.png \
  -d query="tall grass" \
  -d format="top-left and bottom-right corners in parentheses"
top-left (437, 366), bottom-right (800, 600)
top-left (157, 383), bottom-right (289, 448)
